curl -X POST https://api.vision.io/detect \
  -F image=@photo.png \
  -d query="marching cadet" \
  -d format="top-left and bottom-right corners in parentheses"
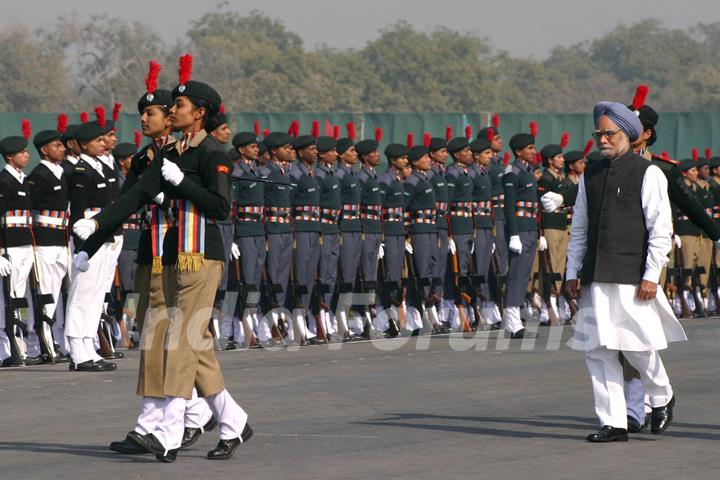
top-left (674, 159), bottom-right (705, 313)
top-left (695, 153), bottom-right (714, 308)
top-left (206, 107), bottom-right (231, 145)
top-left (502, 132), bottom-right (540, 339)
top-left (356, 136), bottom-right (383, 338)
top-left (444, 137), bottom-right (475, 329)
top-left (377, 143), bottom-right (409, 335)
top-left (0, 129), bottom-right (42, 367)
top-left (26, 128), bottom-right (72, 363)
top-left (427, 138), bottom-right (451, 324)
top-left (478, 123), bottom-right (508, 276)
top-left (315, 136), bottom-right (342, 339)
top-left (469, 137), bottom-right (501, 329)
top-left (257, 142), bottom-right (270, 167)
top-left (334, 134), bottom-right (363, 340)
top-left (289, 134), bottom-right (322, 343)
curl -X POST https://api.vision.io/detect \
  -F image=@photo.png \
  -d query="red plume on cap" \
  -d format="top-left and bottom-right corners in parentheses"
top-left (560, 132), bottom-right (570, 149)
top-left (21, 119), bottom-right (31, 140)
top-left (112, 103), bottom-right (122, 122)
top-left (219, 104), bottom-right (225, 114)
top-left (465, 125), bottom-right (472, 139)
top-left (407, 133), bottom-right (414, 148)
top-left (487, 127), bottom-right (495, 143)
top-left (80, 112), bottom-right (89, 123)
top-left (145, 60), bottom-right (163, 94)
top-left (706, 148), bottom-right (712, 160)
top-left (95, 105), bottom-right (107, 129)
top-left (503, 152), bottom-right (510, 166)
top-left (445, 126), bottom-right (453, 142)
top-left (374, 127), bottom-right (383, 143)
top-left (661, 150), bottom-right (669, 158)
top-left (134, 129), bottom-right (142, 148)
top-left (632, 85), bottom-right (649, 111)
top-left (57, 113), bottom-right (68, 134)
top-left (262, 128), bottom-right (270, 137)
top-left (583, 139), bottom-right (594, 157)
top-left (324, 120), bottom-right (333, 137)
top-left (346, 122), bottom-right (356, 141)
top-left (492, 113), bottom-right (500, 129)
top-left (311, 120), bottom-right (320, 139)
top-left (529, 121), bottom-right (538, 138)
top-left (253, 120), bottom-right (260, 136)
top-left (288, 120), bottom-right (300, 137)
top-left (333, 125), bottom-right (341, 140)
top-left (178, 54), bottom-right (193, 85)
top-left (692, 148), bottom-right (699, 161)
top-left (423, 132), bottom-right (431, 148)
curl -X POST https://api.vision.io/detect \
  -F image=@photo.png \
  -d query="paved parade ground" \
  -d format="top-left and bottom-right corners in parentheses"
top-left (2, 318), bottom-right (720, 480)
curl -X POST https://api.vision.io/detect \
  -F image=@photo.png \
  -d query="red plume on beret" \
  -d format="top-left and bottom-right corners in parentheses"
top-left (288, 120), bottom-right (299, 137)
top-left (560, 132), bottom-right (570, 149)
top-left (583, 139), bottom-right (594, 157)
top-left (346, 122), bottom-right (356, 141)
top-left (262, 128), bottom-right (270, 137)
top-left (503, 151), bottom-right (510, 166)
top-left (465, 125), bottom-right (472, 139)
top-left (95, 105), bottom-right (107, 129)
top-left (178, 54), bottom-right (193, 85)
top-left (706, 148), bottom-right (712, 160)
top-left (311, 120), bottom-right (320, 139)
top-left (407, 133), bottom-right (414, 148)
top-left (324, 120), bottom-right (333, 136)
top-left (445, 126), bottom-right (453, 142)
top-left (333, 125), bottom-right (341, 140)
top-left (487, 127), bottom-right (495, 143)
top-left (374, 127), bottom-right (383, 143)
top-left (661, 151), bottom-right (669, 158)
top-left (253, 120), bottom-right (260, 136)
top-left (492, 113), bottom-right (500, 129)
top-left (21, 119), bottom-right (31, 140)
top-left (134, 129), bottom-right (142, 148)
top-left (632, 85), bottom-right (649, 111)
top-left (529, 121), bottom-right (538, 138)
top-left (145, 60), bottom-right (163, 94)
top-left (423, 132), bottom-right (431, 148)
top-left (219, 104), bottom-right (225, 114)
top-left (692, 148), bottom-right (699, 162)
top-left (112, 103), bottom-right (122, 122)
top-left (57, 113), bottom-right (68, 134)
top-left (80, 112), bottom-right (89, 123)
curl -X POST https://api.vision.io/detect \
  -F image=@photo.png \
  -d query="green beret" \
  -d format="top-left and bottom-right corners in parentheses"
top-left (317, 136), bottom-right (336, 153)
top-left (138, 88), bottom-right (173, 114)
top-left (447, 137), bottom-right (469, 154)
top-left (33, 130), bottom-right (62, 153)
top-left (102, 120), bottom-right (115, 134)
top-left (62, 124), bottom-right (79, 143)
top-left (477, 127), bottom-right (498, 141)
top-left (384, 143), bottom-right (409, 159)
top-left (258, 142), bottom-right (268, 155)
top-left (227, 147), bottom-right (240, 162)
top-left (540, 144), bottom-right (562, 159)
top-left (710, 157), bottom-right (720, 169)
top-left (112, 143), bottom-right (138, 159)
top-left (469, 138), bottom-right (491, 153)
top-left (232, 132), bottom-right (258, 148)
top-left (205, 112), bottom-right (227, 133)
top-left (679, 159), bottom-right (696, 172)
top-left (408, 146), bottom-right (429, 162)
top-left (0, 136), bottom-right (28, 157)
top-left (428, 138), bottom-right (447, 151)
top-left (74, 122), bottom-right (105, 142)
top-left (336, 138), bottom-right (354, 154)
top-left (509, 133), bottom-right (534, 152)
top-left (292, 135), bottom-right (317, 151)
top-left (355, 139), bottom-right (379, 156)
top-left (263, 132), bottom-right (293, 149)
top-left (696, 157), bottom-right (709, 168)
top-left (172, 80), bottom-right (222, 115)
top-left (564, 150), bottom-right (585, 164)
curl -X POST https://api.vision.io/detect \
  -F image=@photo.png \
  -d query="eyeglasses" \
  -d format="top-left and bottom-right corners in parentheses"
top-left (592, 129), bottom-right (622, 141)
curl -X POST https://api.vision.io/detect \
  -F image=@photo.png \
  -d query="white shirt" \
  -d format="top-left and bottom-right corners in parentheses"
top-left (66, 155), bottom-right (79, 166)
top-left (4, 164), bottom-right (24, 184)
top-left (98, 153), bottom-right (115, 171)
top-left (40, 160), bottom-right (64, 181)
top-left (79, 153), bottom-right (105, 177)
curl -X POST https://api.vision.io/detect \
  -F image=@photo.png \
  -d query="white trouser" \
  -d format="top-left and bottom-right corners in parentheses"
top-left (184, 388), bottom-right (214, 429)
top-left (585, 347), bottom-right (673, 428)
top-left (52, 292), bottom-right (69, 354)
top-left (624, 378), bottom-right (647, 423)
top-left (503, 306), bottom-right (523, 334)
top-left (135, 397), bottom-right (165, 435)
top-left (481, 301), bottom-right (501, 325)
top-left (0, 245), bottom-right (35, 361)
top-left (34, 245), bottom-right (69, 319)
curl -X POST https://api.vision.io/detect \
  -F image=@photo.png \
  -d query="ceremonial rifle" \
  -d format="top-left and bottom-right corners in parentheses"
top-left (2, 252), bottom-right (28, 366)
top-left (29, 265), bottom-right (57, 362)
top-left (670, 247), bottom-right (694, 318)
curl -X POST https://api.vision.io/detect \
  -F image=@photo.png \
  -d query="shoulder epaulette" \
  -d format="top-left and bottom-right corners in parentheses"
top-left (651, 153), bottom-right (679, 166)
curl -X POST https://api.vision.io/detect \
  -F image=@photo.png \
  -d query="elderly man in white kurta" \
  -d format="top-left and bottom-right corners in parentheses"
top-left (565, 101), bottom-right (686, 443)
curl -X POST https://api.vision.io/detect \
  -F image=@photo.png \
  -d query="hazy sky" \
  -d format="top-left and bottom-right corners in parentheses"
top-left (3, 0), bottom-right (719, 58)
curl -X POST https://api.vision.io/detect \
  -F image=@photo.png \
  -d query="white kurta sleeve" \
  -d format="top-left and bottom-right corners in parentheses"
top-left (565, 174), bottom-right (588, 281)
top-left (641, 165), bottom-right (673, 283)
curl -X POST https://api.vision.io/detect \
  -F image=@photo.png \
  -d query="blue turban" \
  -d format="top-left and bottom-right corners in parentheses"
top-left (593, 101), bottom-right (643, 142)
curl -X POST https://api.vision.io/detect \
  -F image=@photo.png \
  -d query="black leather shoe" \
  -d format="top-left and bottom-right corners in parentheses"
top-left (95, 359), bottom-right (117, 371)
top-left (110, 433), bottom-right (148, 454)
top-left (508, 328), bottom-right (537, 339)
top-left (626, 415), bottom-right (644, 434)
top-left (206, 424), bottom-right (253, 460)
top-left (23, 355), bottom-right (44, 366)
top-left (586, 425), bottom-right (628, 442)
top-left (70, 360), bottom-right (105, 372)
top-left (181, 416), bottom-right (218, 450)
top-left (0, 358), bottom-right (24, 367)
top-left (131, 433), bottom-right (178, 463)
top-left (100, 351), bottom-right (124, 360)
top-left (651, 396), bottom-right (675, 434)
top-left (488, 323), bottom-right (501, 331)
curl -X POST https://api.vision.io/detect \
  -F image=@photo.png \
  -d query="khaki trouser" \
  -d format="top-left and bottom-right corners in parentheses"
top-left (679, 235), bottom-right (709, 286)
top-left (133, 263), bottom-right (151, 332)
top-left (697, 236), bottom-right (713, 287)
top-left (544, 228), bottom-right (569, 290)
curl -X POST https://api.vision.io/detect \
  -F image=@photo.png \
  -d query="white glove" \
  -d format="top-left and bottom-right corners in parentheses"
top-left (491, 242), bottom-right (496, 254)
top-left (153, 192), bottom-right (165, 205)
top-left (73, 251), bottom-right (90, 272)
top-left (470, 241), bottom-right (475, 255)
top-left (73, 218), bottom-right (98, 241)
top-left (673, 235), bottom-right (682, 248)
top-left (538, 236), bottom-right (548, 252)
top-left (378, 242), bottom-right (385, 259)
top-left (508, 235), bottom-right (522, 254)
top-left (405, 240), bottom-right (413, 255)
top-left (540, 191), bottom-right (564, 212)
top-left (231, 242), bottom-right (241, 260)
top-left (715, 239), bottom-right (720, 249)
top-left (0, 256), bottom-right (11, 276)
top-left (448, 238), bottom-right (457, 255)
top-left (161, 159), bottom-right (184, 186)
